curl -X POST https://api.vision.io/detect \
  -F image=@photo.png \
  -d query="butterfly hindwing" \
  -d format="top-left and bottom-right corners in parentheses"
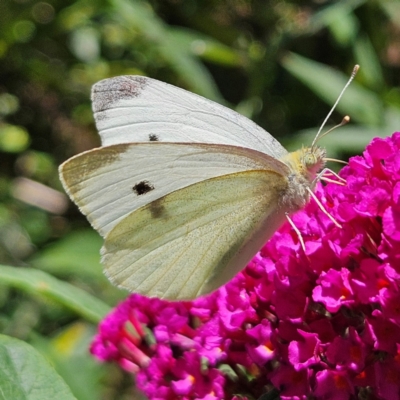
top-left (101, 170), bottom-right (289, 300)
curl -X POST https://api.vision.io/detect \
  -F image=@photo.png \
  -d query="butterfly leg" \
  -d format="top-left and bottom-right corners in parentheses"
top-left (320, 168), bottom-right (346, 185)
top-left (306, 187), bottom-right (342, 228)
top-left (285, 213), bottom-right (306, 251)
top-left (313, 168), bottom-right (346, 186)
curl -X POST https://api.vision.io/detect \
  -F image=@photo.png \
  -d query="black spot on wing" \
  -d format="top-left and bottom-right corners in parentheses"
top-left (149, 134), bottom-right (159, 141)
top-left (133, 180), bottom-right (154, 195)
top-left (92, 76), bottom-right (148, 113)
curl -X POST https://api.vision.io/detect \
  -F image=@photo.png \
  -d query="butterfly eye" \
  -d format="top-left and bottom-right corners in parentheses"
top-left (304, 153), bottom-right (317, 166)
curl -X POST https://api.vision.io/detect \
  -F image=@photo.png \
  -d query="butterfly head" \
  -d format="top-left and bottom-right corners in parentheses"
top-left (278, 146), bottom-right (326, 211)
top-left (302, 146), bottom-right (326, 178)
top-left (282, 146), bottom-right (326, 181)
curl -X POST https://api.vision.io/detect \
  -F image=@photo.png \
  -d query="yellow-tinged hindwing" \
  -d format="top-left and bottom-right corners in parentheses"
top-left (101, 169), bottom-right (288, 300)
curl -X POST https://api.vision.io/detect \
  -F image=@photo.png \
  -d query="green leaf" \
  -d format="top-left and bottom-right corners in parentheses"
top-left (281, 52), bottom-right (384, 126)
top-left (109, 0), bottom-right (224, 101)
top-left (31, 323), bottom-right (105, 400)
top-left (385, 106), bottom-right (400, 132)
top-left (354, 35), bottom-right (385, 90)
top-left (0, 265), bottom-right (111, 323)
top-left (30, 230), bottom-right (103, 279)
top-left (169, 27), bottom-right (243, 67)
top-left (0, 93), bottom-right (19, 116)
top-left (326, 8), bottom-right (359, 46)
top-left (0, 124), bottom-right (30, 153)
top-left (0, 334), bottom-right (76, 400)
top-left (309, 0), bottom-right (365, 33)
top-left (381, 1), bottom-right (400, 29)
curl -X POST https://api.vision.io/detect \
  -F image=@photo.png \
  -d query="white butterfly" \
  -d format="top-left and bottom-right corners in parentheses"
top-left (59, 72), bottom-right (355, 300)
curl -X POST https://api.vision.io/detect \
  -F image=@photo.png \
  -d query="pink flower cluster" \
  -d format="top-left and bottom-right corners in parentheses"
top-left (91, 133), bottom-right (400, 399)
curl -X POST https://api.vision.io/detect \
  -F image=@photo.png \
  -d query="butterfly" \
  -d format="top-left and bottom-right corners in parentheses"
top-left (59, 69), bottom-right (357, 300)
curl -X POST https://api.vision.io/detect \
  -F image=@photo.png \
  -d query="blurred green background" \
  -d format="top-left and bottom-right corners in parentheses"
top-left (1, 0), bottom-right (400, 398)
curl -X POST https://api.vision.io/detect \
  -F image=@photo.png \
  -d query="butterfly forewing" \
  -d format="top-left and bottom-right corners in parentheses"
top-left (101, 170), bottom-right (289, 300)
top-left (92, 76), bottom-right (288, 159)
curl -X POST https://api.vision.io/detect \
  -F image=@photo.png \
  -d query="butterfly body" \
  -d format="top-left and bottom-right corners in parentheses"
top-left (59, 76), bottom-right (326, 300)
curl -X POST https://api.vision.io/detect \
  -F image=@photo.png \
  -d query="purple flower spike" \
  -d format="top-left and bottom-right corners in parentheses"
top-left (91, 133), bottom-right (400, 399)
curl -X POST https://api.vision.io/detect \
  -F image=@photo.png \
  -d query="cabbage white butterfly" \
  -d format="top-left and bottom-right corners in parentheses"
top-left (59, 68), bottom-right (357, 300)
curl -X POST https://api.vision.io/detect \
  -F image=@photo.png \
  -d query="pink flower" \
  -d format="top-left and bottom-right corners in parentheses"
top-left (288, 329), bottom-right (321, 370)
top-left (314, 370), bottom-right (354, 399)
top-left (367, 310), bottom-right (400, 354)
top-left (379, 285), bottom-right (400, 323)
top-left (350, 258), bottom-right (389, 304)
top-left (313, 268), bottom-right (355, 313)
top-left (91, 133), bottom-right (400, 399)
top-left (270, 364), bottom-right (311, 398)
top-left (245, 319), bottom-right (276, 365)
top-left (325, 327), bottom-right (366, 373)
top-left (170, 352), bottom-right (225, 398)
top-left (373, 351), bottom-right (400, 399)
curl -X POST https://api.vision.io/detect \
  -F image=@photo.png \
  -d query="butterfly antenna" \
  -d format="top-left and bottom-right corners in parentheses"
top-left (311, 65), bottom-right (359, 149)
top-left (317, 115), bottom-right (350, 142)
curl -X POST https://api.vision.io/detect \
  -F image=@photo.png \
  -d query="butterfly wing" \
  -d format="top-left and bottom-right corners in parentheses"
top-left (59, 143), bottom-right (289, 238)
top-left (92, 76), bottom-right (288, 159)
top-left (101, 169), bottom-right (289, 300)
